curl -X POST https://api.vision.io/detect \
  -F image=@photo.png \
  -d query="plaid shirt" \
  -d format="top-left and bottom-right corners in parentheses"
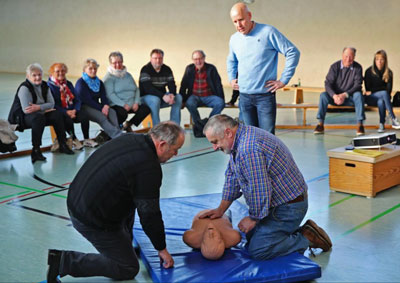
top-left (222, 124), bottom-right (307, 220)
top-left (192, 67), bottom-right (212, 97)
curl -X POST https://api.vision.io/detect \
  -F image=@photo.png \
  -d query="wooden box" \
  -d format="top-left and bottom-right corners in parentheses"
top-left (327, 145), bottom-right (400, 197)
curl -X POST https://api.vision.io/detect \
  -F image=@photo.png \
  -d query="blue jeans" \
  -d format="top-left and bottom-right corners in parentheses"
top-left (141, 93), bottom-right (183, 125)
top-left (364, 90), bottom-right (396, 123)
top-left (246, 197), bottom-right (309, 260)
top-left (185, 95), bottom-right (225, 124)
top-left (239, 92), bottom-right (276, 134)
top-left (317, 91), bottom-right (365, 123)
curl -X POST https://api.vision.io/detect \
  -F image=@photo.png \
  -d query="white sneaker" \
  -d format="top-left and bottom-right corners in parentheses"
top-left (392, 118), bottom-right (400, 129)
top-left (83, 139), bottom-right (99, 148)
top-left (50, 139), bottom-right (59, 152)
top-left (377, 123), bottom-right (385, 133)
top-left (73, 138), bottom-right (84, 150)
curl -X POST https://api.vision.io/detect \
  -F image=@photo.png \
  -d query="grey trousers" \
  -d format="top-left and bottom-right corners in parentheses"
top-left (81, 105), bottom-right (122, 139)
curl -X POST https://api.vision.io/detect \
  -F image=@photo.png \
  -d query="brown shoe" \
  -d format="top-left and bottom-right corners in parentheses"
top-left (301, 219), bottom-right (332, 252)
top-left (356, 124), bottom-right (365, 136)
top-left (123, 122), bottom-right (133, 133)
top-left (313, 124), bottom-right (324, 134)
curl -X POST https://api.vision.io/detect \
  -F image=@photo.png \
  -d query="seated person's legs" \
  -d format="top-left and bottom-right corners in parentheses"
top-left (81, 105), bottom-right (122, 139)
top-left (201, 95), bottom-right (225, 118)
top-left (169, 93), bottom-right (182, 125)
top-left (142, 95), bottom-right (162, 125)
top-left (185, 95), bottom-right (202, 124)
top-left (314, 92), bottom-right (334, 134)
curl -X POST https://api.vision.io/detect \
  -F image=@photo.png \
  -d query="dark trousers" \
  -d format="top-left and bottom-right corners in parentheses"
top-left (111, 104), bottom-right (151, 126)
top-left (62, 111), bottom-right (90, 139)
top-left (23, 111), bottom-right (66, 147)
top-left (60, 214), bottom-right (139, 280)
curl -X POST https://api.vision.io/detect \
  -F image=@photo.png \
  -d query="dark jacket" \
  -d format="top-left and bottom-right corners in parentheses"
top-left (325, 60), bottom-right (363, 97)
top-left (8, 80), bottom-right (49, 131)
top-left (364, 66), bottom-right (393, 95)
top-left (67, 134), bottom-right (166, 250)
top-left (139, 62), bottom-right (177, 98)
top-left (179, 63), bottom-right (224, 102)
top-left (75, 77), bottom-right (109, 111)
top-left (48, 80), bottom-right (82, 114)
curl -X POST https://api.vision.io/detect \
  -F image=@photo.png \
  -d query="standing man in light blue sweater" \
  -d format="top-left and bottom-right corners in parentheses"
top-left (227, 3), bottom-right (300, 134)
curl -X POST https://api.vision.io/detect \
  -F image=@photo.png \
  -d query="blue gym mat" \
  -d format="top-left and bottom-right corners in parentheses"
top-left (133, 193), bottom-right (321, 283)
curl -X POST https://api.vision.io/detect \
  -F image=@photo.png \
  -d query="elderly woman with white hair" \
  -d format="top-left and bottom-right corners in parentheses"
top-left (8, 63), bottom-right (74, 163)
top-left (75, 58), bottom-right (123, 141)
top-left (103, 51), bottom-right (151, 132)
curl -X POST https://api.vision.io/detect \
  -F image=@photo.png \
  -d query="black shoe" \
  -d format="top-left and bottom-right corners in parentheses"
top-left (47, 249), bottom-right (62, 283)
top-left (59, 143), bottom-right (74, 155)
top-left (313, 124), bottom-right (324, 135)
top-left (31, 147), bottom-right (46, 163)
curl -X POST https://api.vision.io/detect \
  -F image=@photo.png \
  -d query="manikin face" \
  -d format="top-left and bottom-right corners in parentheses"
top-left (205, 129), bottom-right (233, 154)
top-left (110, 56), bottom-right (123, 70)
top-left (200, 223), bottom-right (225, 260)
top-left (375, 54), bottom-right (385, 71)
top-left (342, 48), bottom-right (355, 68)
top-left (150, 53), bottom-right (164, 71)
top-left (85, 64), bottom-right (98, 78)
top-left (157, 134), bottom-right (185, 163)
top-left (52, 65), bottom-right (67, 81)
top-left (27, 70), bottom-right (42, 85)
top-left (230, 7), bottom-right (253, 35)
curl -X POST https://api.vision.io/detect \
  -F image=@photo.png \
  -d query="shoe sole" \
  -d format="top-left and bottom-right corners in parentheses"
top-left (304, 219), bottom-right (332, 249)
top-left (313, 131), bottom-right (324, 135)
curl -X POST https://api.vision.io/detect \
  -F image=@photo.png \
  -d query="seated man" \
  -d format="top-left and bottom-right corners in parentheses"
top-left (314, 47), bottom-right (365, 136)
top-left (139, 49), bottom-right (182, 125)
top-left (180, 50), bottom-right (225, 127)
top-left (183, 209), bottom-right (241, 260)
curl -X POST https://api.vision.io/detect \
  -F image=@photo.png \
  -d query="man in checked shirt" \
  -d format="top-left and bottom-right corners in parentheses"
top-left (200, 114), bottom-right (332, 259)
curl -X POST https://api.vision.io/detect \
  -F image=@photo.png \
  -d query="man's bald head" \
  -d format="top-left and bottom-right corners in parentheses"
top-left (230, 3), bottom-right (253, 35)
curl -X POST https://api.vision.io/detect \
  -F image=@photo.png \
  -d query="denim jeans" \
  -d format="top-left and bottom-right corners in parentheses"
top-left (317, 91), bottom-right (365, 123)
top-left (364, 90), bottom-right (396, 123)
top-left (60, 214), bottom-right (139, 280)
top-left (185, 95), bottom-right (225, 124)
top-left (246, 197), bottom-right (309, 260)
top-left (239, 92), bottom-right (276, 134)
top-left (141, 93), bottom-right (182, 125)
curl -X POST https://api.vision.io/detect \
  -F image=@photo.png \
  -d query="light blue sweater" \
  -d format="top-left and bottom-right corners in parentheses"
top-left (227, 22), bottom-right (300, 94)
top-left (103, 71), bottom-right (140, 107)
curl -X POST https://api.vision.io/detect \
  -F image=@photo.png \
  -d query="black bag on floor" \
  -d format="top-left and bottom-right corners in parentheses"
top-left (392, 91), bottom-right (400, 107)
top-left (0, 119), bottom-right (18, 153)
top-left (193, 118), bottom-right (209, 138)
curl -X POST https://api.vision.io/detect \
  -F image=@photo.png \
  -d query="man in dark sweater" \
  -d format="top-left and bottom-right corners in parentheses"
top-left (180, 50), bottom-right (225, 126)
top-left (139, 49), bottom-right (182, 125)
top-left (314, 47), bottom-right (365, 135)
top-left (46, 121), bottom-right (185, 282)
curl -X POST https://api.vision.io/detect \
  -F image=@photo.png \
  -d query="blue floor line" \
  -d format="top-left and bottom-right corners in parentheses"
top-left (306, 173), bottom-right (329, 183)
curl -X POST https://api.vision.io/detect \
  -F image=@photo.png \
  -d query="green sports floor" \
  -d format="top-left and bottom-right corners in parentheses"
top-left (1, 73), bottom-right (400, 282)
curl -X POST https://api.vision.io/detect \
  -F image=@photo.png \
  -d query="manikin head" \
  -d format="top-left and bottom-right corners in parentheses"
top-left (200, 222), bottom-right (226, 260)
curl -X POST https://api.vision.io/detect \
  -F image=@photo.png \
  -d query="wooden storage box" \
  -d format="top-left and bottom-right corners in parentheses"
top-left (327, 145), bottom-right (400, 197)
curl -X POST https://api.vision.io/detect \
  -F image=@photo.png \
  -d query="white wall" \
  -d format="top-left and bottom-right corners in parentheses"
top-left (1, 0), bottom-right (399, 89)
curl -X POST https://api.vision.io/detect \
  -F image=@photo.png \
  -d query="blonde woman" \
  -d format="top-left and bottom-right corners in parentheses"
top-left (364, 50), bottom-right (400, 132)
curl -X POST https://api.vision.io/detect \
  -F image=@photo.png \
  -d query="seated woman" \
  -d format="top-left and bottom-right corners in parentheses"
top-left (9, 63), bottom-right (74, 163)
top-left (183, 209), bottom-right (241, 260)
top-left (48, 63), bottom-right (98, 149)
top-left (364, 50), bottom-right (400, 132)
top-left (75, 59), bottom-right (123, 141)
top-left (103, 51), bottom-right (151, 132)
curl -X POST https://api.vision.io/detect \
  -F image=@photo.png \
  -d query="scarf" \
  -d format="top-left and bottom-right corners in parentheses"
top-left (107, 65), bottom-right (128, 78)
top-left (50, 76), bottom-right (75, 108)
top-left (82, 72), bottom-right (100, 92)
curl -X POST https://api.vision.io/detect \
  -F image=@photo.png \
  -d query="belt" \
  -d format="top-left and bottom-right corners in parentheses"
top-left (287, 192), bottom-right (307, 204)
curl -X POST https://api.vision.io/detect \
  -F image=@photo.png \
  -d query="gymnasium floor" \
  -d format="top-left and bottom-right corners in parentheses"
top-left (1, 73), bottom-right (400, 282)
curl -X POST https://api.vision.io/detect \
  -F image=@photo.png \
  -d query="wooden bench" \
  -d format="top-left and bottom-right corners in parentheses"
top-left (185, 104), bottom-right (399, 130)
